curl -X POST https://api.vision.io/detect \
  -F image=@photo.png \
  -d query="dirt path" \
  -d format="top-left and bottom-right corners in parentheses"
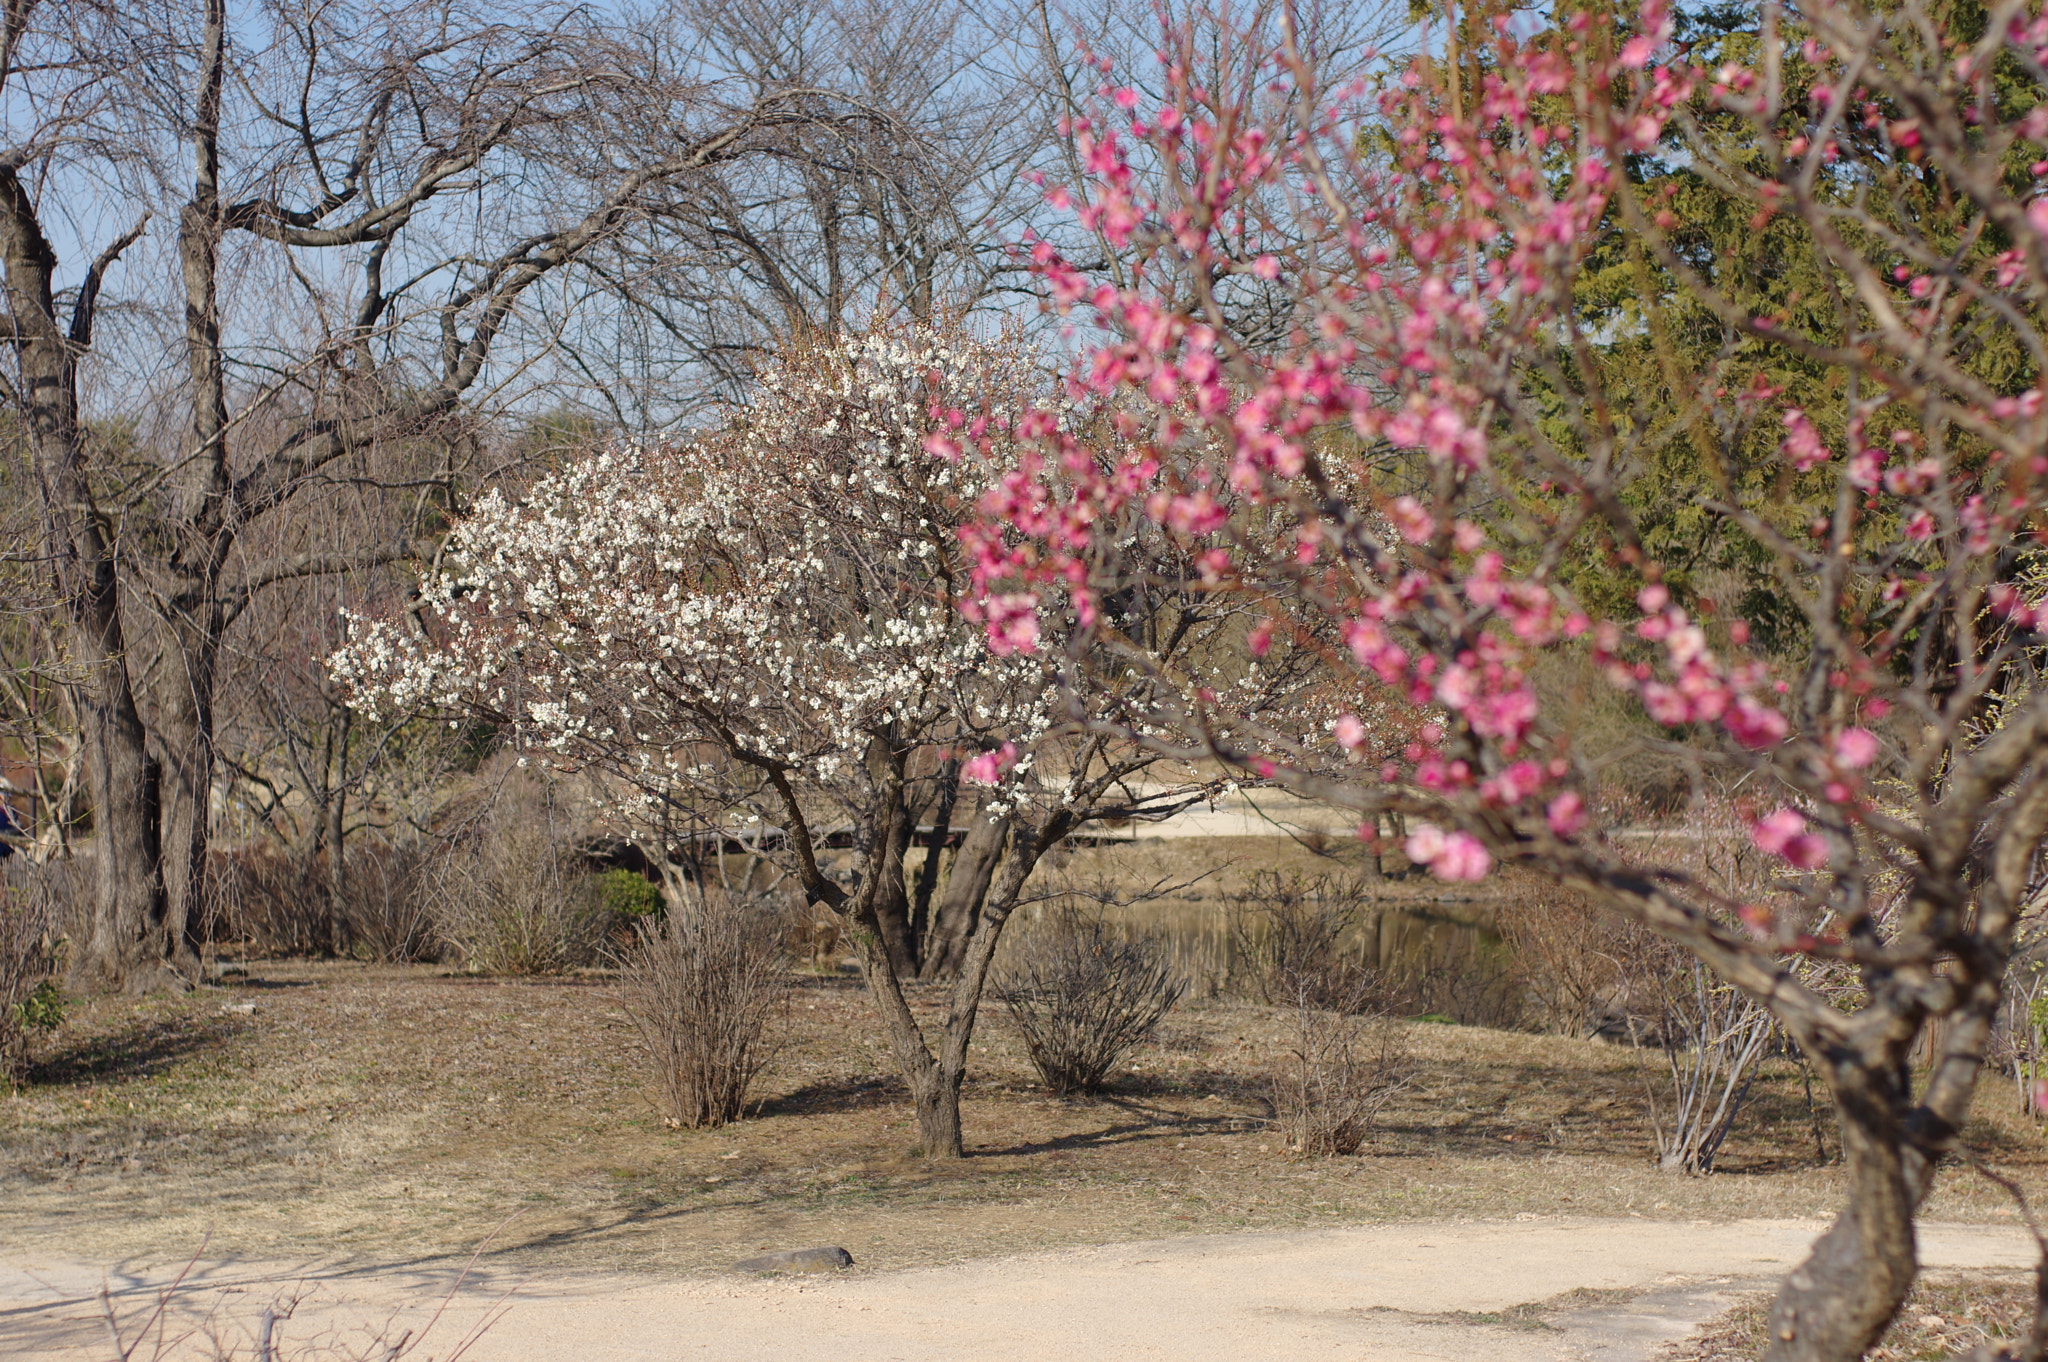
top-left (5, 1218), bottom-right (2035, 1361)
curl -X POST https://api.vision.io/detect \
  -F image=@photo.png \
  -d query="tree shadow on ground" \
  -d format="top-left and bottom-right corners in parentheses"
top-left (28, 1013), bottom-right (241, 1087)
top-left (753, 1074), bottom-right (908, 1116)
top-left (973, 1105), bottom-right (1248, 1158)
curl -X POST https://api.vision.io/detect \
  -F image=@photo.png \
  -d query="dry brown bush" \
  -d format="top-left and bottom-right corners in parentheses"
top-left (204, 839), bottom-right (441, 964)
top-left (1225, 871), bottom-right (1379, 1013)
top-left (204, 847), bottom-right (324, 958)
top-left (996, 909), bottom-right (1188, 1096)
top-left (617, 884), bottom-right (789, 1129)
top-left (336, 839), bottom-right (439, 964)
top-left (1496, 879), bottom-right (1669, 1042)
top-left (0, 858), bottom-right (58, 1085)
top-left (429, 782), bottom-right (610, 975)
top-left (1268, 982), bottom-right (1412, 1156)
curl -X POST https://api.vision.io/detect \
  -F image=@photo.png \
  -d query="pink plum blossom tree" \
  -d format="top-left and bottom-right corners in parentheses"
top-left (969, 2), bottom-right (2048, 1357)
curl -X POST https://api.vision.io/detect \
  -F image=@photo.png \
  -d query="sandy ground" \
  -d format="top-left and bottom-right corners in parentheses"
top-left (4, 1217), bottom-right (2036, 1362)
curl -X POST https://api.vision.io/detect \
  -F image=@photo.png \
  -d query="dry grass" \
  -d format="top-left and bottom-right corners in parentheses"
top-left (3, 953), bottom-right (2044, 1280)
top-left (1664, 1275), bottom-right (2039, 1361)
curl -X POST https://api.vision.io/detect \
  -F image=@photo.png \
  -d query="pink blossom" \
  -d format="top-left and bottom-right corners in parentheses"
top-left (1334, 714), bottom-right (1368, 750)
top-left (1847, 447), bottom-right (1886, 488)
top-left (1833, 727), bottom-right (1879, 769)
top-left (1750, 808), bottom-right (1806, 856)
top-left (962, 742), bottom-right (1020, 785)
top-left (1752, 808), bottom-right (1828, 868)
top-left (1405, 824), bottom-right (1492, 881)
top-left (984, 593), bottom-right (1040, 654)
top-left (1546, 791), bottom-right (1587, 837)
top-left (1404, 822), bottom-right (1447, 864)
top-left (1779, 409), bottom-right (1831, 471)
top-left (1387, 495), bottom-right (1434, 543)
top-left (1725, 697), bottom-right (1789, 749)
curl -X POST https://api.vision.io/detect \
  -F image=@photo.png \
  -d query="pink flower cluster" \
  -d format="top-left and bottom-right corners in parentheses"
top-left (1403, 824), bottom-right (1493, 882)
top-left (962, 742), bottom-right (1020, 785)
top-left (1751, 809), bottom-right (1828, 870)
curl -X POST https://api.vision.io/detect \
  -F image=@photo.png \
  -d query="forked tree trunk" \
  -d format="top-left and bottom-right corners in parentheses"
top-left (865, 824), bottom-right (1047, 1158)
top-left (919, 808), bottom-right (1007, 981)
top-left (1763, 982), bottom-right (2002, 1362)
top-left (0, 166), bottom-right (183, 992)
top-left (833, 792), bottom-right (1051, 1158)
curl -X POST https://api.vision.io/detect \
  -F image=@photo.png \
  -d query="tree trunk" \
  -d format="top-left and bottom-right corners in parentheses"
top-left (149, 0), bottom-right (230, 986)
top-left (908, 1060), bottom-right (965, 1158)
top-left (908, 759), bottom-right (959, 954)
top-left (151, 614), bottom-right (217, 981)
top-left (324, 708), bottom-right (352, 957)
top-left (1763, 1067), bottom-right (1918, 1361)
top-left (0, 166), bottom-right (177, 992)
top-left (869, 786), bottom-right (921, 978)
top-left (919, 806), bottom-right (1008, 981)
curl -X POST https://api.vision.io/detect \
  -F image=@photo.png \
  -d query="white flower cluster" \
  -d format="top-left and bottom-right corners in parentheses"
top-left (330, 327), bottom-right (1054, 821)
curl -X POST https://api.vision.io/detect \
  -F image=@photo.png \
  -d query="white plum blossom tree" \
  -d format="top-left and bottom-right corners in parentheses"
top-left (334, 324), bottom-right (1213, 1155)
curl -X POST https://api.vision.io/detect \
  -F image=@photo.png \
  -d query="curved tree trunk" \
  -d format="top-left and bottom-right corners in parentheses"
top-left (1763, 1070), bottom-right (1919, 1361)
top-left (1763, 963), bottom-right (2006, 1361)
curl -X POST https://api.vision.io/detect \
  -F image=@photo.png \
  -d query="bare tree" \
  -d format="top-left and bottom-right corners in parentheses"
top-left (0, 0), bottom-right (868, 989)
top-left (556, 0), bottom-right (1056, 421)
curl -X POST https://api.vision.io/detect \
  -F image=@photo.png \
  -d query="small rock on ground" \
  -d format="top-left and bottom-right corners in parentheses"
top-left (733, 1247), bottom-right (854, 1275)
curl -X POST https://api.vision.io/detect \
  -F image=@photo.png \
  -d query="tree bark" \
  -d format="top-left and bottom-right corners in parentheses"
top-left (868, 783), bottom-right (921, 978)
top-left (324, 707), bottom-right (352, 956)
top-left (919, 804), bottom-right (1008, 981)
top-left (907, 758), bottom-right (959, 954)
top-left (147, 0), bottom-right (231, 985)
top-left (1763, 1064), bottom-right (1919, 1361)
top-left (0, 165), bottom-right (174, 991)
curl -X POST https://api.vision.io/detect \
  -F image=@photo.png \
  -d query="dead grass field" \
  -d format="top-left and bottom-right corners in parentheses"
top-left (1663, 1273), bottom-right (2040, 1361)
top-left (5, 951), bottom-right (2044, 1280)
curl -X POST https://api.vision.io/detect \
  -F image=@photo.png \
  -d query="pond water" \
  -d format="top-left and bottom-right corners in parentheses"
top-left (998, 888), bottom-right (1518, 1025)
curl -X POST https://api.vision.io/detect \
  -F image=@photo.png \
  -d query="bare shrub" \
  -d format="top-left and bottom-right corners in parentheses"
top-left (1991, 958), bottom-right (2048, 1115)
top-left (997, 909), bottom-right (1188, 1095)
top-left (1268, 984), bottom-right (1412, 1156)
top-left (1614, 810), bottom-right (1784, 1176)
top-left (0, 858), bottom-right (58, 1085)
top-left (1383, 952), bottom-right (1525, 1031)
top-left (431, 785), bottom-right (609, 975)
top-left (201, 838), bottom-right (439, 964)
top-left (204, 846), bottom-right (325, 957)
top-left (1226, 872), bottom-right (1378, 1012)
top-left (1496, 879), bottom-right (1668, 1041)
top-left (1647, 955), bottom-right (1778, 1175)
top-left (617, 884), bottom-right (789, 1129)
top-left (787, 896), bottom-right (844, 970)
top-left (337, 838), bottom-right (439, 964)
